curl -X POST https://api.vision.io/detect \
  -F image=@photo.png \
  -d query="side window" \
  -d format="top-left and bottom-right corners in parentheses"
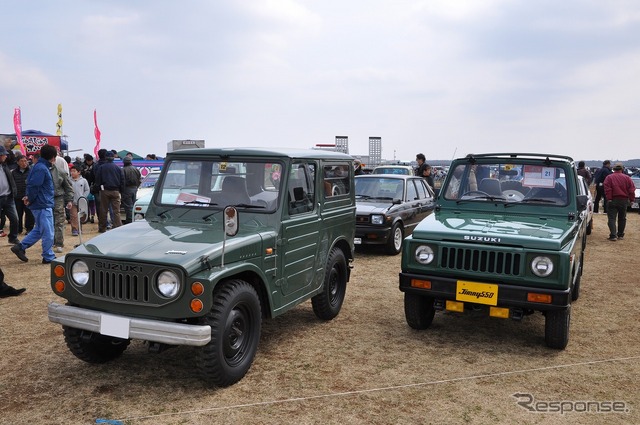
top-left (415, 179), bottom-right (428, 199)
top-left (288, 163), bottom-right (315, 215)
top-left (323, 164), bottom-right (350, 197)
top-left (406, 180), bottom-right (418, 201)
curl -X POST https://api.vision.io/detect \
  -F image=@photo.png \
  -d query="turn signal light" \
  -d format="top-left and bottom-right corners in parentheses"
top-left (411, 279), bottom-right (431, 289)
top-left (54, 280), bottom-right (65, 293)
top-left (190, 299), bottom-right (204, 313)
top-left (527, 293), bottom-right (552, 304)
top-left (54, 265), bottom-right (65, 278)
top-left (265, 248), bottom-right (273, 255)
top-left (191, 282), bottom-right (204, 296)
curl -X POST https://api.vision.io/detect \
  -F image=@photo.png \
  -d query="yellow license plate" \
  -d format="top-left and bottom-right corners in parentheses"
top-left (456, 280), bottom-right (498, 306)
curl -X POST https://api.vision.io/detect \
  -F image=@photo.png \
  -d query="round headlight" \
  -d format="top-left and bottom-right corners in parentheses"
top-left (415, 245), bottom-right (435, 265)
top-left (156, 270), bottom-right (181, 298)
top-left (371, 214), bottom-right (384, 225)
top-left (531, 256), bottom-right (554, 277)
top-left (71, 260), bottom-right (90, 286)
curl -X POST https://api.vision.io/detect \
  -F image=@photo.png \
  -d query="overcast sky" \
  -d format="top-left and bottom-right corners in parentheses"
top-left (2, 1), bottom-right (639, 162)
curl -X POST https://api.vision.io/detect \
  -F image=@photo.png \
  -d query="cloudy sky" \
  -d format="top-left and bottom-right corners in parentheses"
top-left (2, 1), bottom-right (639, 162)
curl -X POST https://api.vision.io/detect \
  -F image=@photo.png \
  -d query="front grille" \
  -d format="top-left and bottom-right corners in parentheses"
top-left (69, 257), bottom-right (183, 306)
top-left (356, 215), bottom-right (370, 224)
top-left (90, 270), bottom-right (150, 302)
top-left (440, 247), bottom-right (522, 276)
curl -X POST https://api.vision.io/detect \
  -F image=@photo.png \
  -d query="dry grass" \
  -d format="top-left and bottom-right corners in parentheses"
top-left (0, 213), bottom-right (638, 424)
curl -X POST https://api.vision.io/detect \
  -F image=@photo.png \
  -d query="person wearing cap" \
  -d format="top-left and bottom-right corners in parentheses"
top-left (0, 145), bottom-right (21, 244)
top-left (121, 156), bottom-right (141, 224)
top-left (603, 162), bottom-right (635, 241)
top-left (94, 150), bottom-right (124, 232)
top-left (593, 160), bottom-right (612, 214)
top-left (51, 152), bottom-right (73, 253)
top-left (11, 144), bottom-right (57, 263)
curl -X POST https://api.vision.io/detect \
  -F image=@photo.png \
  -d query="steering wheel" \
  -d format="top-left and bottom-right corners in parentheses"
top-left (460, 190), bottom-right (491, 197)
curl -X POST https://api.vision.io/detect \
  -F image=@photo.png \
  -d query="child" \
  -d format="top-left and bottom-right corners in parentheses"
top-left (69, 165), bottom-right (90, 236)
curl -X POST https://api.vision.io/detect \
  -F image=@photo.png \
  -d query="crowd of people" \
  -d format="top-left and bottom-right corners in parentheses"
top-left (0, 145), bottom-right (145, 298)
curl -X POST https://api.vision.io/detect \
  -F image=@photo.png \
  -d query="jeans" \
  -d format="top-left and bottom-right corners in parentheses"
top-left (606, 199), bottom-right (629, 238)
top-left (19, 208), bottom-right (55, 261)
top-left (0, 194), bottom-right (19, 241)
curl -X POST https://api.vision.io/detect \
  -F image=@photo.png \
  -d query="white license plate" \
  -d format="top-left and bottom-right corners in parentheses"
top-left (632, 202), bottom-right (639, 209)
top-left (100, 314), bottom-right (130, 339)
top-left (354, 237), bottom-right (362, 245)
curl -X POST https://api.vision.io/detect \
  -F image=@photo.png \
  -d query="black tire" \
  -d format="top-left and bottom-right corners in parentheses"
top-left (197, 279), bottom-right (262, 387)
top-left (572, 252), bottom-right (584, 302)
top-left (404, 293), bottom-right (435, 329)
top-left (63, 326), bottom-right (130, 363)
top-left (586, 219), bottom-right (592, 235)
top-left (545, 306), bottom-right (570, 349)
top-left (385, 222), bottom-right (404, 255)
top-left (312, 247), bottom-right (347, 320)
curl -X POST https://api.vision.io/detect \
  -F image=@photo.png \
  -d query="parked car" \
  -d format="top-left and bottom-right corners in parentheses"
top-left (399, 153), bottom-right (589, 350)
top-left (136, 170), bottom-right (161, 200)
top-left (48, 148), bottom-right (356, 387)
top-left (354, 175), bottom-right (435, 255)
top-left (630, 176), bottom-right (640, 211)
top-left (371, 165), bottom-right (414, 176)
top-left (577, 175), bottom-right (594, 235)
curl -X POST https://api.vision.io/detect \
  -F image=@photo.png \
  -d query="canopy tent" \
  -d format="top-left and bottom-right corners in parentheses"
top-left (117, 150), bottom-right (143, 160)
top-left (22, 130), bottom-right (69, 151)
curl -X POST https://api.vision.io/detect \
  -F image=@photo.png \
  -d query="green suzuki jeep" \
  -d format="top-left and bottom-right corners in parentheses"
top-left (48, 148), bottom-right (356, 386)
top-left (399, 153), bottom-right (588, 349)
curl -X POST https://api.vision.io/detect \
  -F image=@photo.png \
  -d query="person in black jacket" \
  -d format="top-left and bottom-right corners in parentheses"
top-left (593, 160), bottom-right (612, 214)
top-left (94, 150), bottom-right (124, 232)
top-left (11, 154), bottom-right (34, 234)
top-left (0, 146), bottom-right (21, 244)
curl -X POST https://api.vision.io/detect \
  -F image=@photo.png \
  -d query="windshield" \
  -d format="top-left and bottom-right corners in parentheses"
top-left (156, 159), bottom-right (282, 212)
top-left (442, 162), bottom-right (569, 206)
top-left (355, 177), bottom-right (404, 200)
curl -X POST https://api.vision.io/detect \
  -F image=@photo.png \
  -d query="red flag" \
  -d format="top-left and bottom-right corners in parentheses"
top-left (93, 109), bottom-right (101, 159)
top-left (13, 108), bottom-right (25, 155)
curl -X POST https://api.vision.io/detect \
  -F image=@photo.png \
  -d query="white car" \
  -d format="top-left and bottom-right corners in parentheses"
top-left (371, 165), bottom-right (414, 175)
top-left (133, 171), bottom-right (161, 220)
top-left (577, 175), bottom-right (593, 235)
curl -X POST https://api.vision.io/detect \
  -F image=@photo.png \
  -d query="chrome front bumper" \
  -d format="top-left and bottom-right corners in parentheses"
top-left (48, 302), bottom-right (211, 346)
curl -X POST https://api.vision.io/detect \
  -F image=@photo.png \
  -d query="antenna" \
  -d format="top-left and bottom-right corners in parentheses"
top-left (450, 147), bottom-right (458, 161)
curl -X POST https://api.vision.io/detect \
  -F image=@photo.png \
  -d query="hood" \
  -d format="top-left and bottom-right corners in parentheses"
top-left (412, 210), bottom-right (579, 250)
top-left (355, 201), bottom-right (394, 215)
top-left (72, 220), bottom-right (266, 274)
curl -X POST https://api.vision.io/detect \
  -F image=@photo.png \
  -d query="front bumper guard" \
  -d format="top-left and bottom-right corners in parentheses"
top-left (48, 302), bottom-right (211, 347)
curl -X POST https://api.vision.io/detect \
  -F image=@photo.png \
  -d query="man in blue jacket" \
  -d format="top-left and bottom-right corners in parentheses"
top-left (11, 145), bottom-right (57, 263)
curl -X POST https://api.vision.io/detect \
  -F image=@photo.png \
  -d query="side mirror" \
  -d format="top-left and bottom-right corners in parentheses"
top-left (576, 195), bottom-right (588, 211)
top-left (224, 206), bottom-right (239, 236)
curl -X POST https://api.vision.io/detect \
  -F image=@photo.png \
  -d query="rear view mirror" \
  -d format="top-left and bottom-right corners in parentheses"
top-left (224, 206), bottom-right (239, 237)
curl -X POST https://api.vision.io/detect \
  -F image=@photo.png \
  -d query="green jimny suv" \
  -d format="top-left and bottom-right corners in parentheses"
top-left (48, 148), bottom-right (356, 386)
top-left (399, 153), bottom-right (589, 349)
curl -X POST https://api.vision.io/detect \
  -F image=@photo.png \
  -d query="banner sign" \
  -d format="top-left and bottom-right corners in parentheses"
top-left (13, 108), bottom-right (26, 155)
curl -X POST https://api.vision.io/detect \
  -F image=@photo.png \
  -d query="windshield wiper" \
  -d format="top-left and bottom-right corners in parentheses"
top-left (181, 200), bottom-right (218, 207)
top-left (456, 195), bottom-right (504, 204)
top-left (519, 198), bottom-right (558, 204)
top-left (356, 194), bottom-right (372, 199)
